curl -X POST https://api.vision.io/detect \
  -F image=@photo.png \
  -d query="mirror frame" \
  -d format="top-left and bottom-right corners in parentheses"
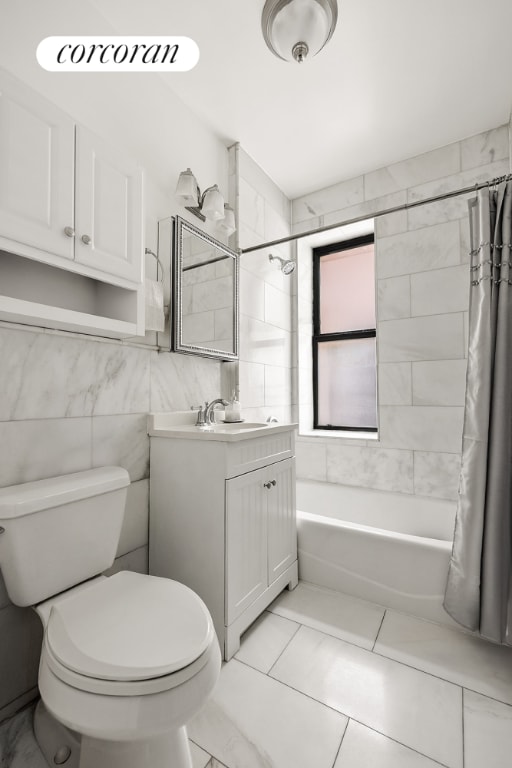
top-left (172, 215), bottom-right (239, 361)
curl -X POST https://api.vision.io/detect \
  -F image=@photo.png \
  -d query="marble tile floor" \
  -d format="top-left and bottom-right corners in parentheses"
top-left (2, 581), bottom-right (512, 768)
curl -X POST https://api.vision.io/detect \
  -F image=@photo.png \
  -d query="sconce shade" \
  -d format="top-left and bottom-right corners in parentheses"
top-left (262, 0), bottom-right (338, 63)
top-left (201, 185), bottom-right (225, 222)
top-left (175, 168), bottom-right (199, 206)
top-left (217, 204), bottom-right (236, 237)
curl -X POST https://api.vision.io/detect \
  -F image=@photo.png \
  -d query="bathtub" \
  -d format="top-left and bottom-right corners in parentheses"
top-left (296, 480), bottom-right (457, 625)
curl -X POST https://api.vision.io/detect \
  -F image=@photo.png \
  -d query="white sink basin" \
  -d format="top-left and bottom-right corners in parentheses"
top-left (148, 413), bottom-right (297, 442)
top-left (212, 422), bottom-right (268, 432)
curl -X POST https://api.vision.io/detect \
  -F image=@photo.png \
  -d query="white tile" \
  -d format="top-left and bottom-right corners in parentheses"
top-left (0, 417), bottom-right (92, 487)
top-left (410, 266), bottom-right (470, 316)
top-left (238, 361), bottom-right (265, 409)
top-left (150, 352), bottom-right (221, 412)
top-left (295, 440), bottom-right (327, 481)
top-left (240, 267), bottom-right (265, 322)
top-left (413, 451), bottom-right (461, 501)
top-left (264, 364), bottom-right (292, 407)
top-left (235, 610), bottom-right (299, 673)
top-left (190, 740), bottom-right (211, 768)
top-left (239, 148), bottom-right (289, 223)
top-left (92, 414), bottom-right (149, 482)
top-left (379, 406), bottom-right (464, 452)
top-left (379, 314), bottom-right (465, 362)
top-left (378, 363), bottom-right (412, 405)
top-left (334, 719), bottom-right (444, 768)
top-left (292, 176), bottom-right (364, 223)
top-left (238, 177), bottom-right (265, 238)
top-left (412, 360), bottom-right (467, 406)
top-left (270, 625), bottom-right (463, 768)
top-left (189, 659), bottom-right (346, 768)
top-left (376, 221), bottom-right (460, 279)
top-left (364, 144), bottom-right (460, 199)
top-left (116, 478), bottom-right (149, 557)
top-left (374, 611), bottom-right (512, 705)
top-left (269, 582), bottom-right (385, 651)
top-left (377, 275), bottom-right (411, 320)
top-left (0, 327), bottom-right (150, 421)
top-left (464, 690), bottom-right (512, 768)
top-left (239, 315), bottom-right (292, 368)
top-left (460, 125), bottom-right (510, 171)
top-left (264, 282), bottom-right (292, 332)
top-left (407, 194), bottom-right (470, 230)
top-left (326, 444), bottom-right (414, 494)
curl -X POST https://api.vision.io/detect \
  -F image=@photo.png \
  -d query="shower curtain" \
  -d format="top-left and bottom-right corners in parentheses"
top-left (444, 179), bottom-right (512, 645)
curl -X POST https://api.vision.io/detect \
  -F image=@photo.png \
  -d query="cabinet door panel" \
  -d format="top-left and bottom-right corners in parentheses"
top-left (75, 127), bottom-right (143, 283)
top-left (267, 458), bottom-right (297, 584)
top-left (225, 467), bottom-right (268, 624)
top-left (0, 70), bottom-right (74, 259)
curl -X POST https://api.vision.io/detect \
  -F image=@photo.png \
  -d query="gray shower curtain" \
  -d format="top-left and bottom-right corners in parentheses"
top-left (444, 179), bottom-right (512, 645)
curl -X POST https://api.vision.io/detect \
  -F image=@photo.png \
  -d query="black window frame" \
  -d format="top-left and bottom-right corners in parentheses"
top-left (312, 233), bottom-right (378, 432)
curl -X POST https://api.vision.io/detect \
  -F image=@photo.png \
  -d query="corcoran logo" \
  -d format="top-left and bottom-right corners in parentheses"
top-left (37, 36), bottom-right (199, 72)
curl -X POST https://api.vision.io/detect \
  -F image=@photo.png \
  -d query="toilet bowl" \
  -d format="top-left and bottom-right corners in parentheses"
top-left (0, 468), bottom-right (221, 768)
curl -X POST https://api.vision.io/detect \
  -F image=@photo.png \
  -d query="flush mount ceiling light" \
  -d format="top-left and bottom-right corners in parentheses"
top-left (262, 0), bottom-right (338, 63)
top-left (175, 168), bottom-right (236, 236)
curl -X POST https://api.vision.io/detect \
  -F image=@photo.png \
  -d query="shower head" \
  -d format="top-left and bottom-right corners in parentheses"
top-left (268, 253), bottom-right (296, 275)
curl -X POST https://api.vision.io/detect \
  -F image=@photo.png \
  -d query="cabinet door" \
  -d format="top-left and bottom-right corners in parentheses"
top-left (0, 69), bottom-right (74, 259)
top-left (225, 466), bottom-right (268, 624)
top-left (267, 458), bottom-right (297, 585)
top-left (74, 127), bottom-right (143, 283)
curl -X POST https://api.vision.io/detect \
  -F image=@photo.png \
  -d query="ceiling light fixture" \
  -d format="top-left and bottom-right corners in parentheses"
top-left (175, 168), bottom-right (236, 236)
top-left (262, 0), bottom-right (338, 64)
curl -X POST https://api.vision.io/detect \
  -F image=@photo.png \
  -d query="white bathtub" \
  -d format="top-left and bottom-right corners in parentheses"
top-left (297, 480), bottom-right (457, 625)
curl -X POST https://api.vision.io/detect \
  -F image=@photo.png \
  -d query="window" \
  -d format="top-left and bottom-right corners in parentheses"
top-left (312, 234), bottom-right (377, 432)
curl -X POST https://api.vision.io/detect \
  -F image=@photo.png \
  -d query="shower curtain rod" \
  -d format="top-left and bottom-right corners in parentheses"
top-left (239, 173), bottom-right (512, 254)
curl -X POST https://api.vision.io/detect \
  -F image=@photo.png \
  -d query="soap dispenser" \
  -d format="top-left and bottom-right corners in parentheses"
top-left (224, 388), bottom-right (241, 422)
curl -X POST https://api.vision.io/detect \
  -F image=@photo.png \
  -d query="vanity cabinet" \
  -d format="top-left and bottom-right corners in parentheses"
top-left (149, 425), bottom-right (298, 659)
top-left (0, 67), bottom-right (144, 337)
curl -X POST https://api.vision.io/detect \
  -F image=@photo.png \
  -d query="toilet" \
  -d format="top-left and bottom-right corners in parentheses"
top-left (0, 466), bottom-right (221, 768)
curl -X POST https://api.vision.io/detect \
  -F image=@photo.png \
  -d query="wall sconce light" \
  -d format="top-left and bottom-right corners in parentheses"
top-left (175, 168), bottom-right (236, 236)
top-left (262, 0), bottom-right (338, 63)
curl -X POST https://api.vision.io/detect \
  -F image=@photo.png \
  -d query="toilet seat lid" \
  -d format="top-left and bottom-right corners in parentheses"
top-left (46, 571), bottom-right (214, 681)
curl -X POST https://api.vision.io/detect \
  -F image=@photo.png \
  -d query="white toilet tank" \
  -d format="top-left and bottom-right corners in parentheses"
top-left (0, 467), bottom-right (130, 607)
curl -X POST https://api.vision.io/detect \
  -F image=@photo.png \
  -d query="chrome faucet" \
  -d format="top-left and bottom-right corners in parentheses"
top-left (205, 398), bottom-right (229, 424)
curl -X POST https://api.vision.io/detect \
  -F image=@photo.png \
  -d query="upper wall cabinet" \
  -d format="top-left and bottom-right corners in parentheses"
top-left (0, 69), bottom-right (144, 338)
top-left (74, 127), bottom-right (143, 284)
top-left (0, 69), bottom-right (75, 261)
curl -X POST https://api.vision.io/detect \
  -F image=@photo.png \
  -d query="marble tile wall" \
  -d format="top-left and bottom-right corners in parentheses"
top-left (230, 144), bottom-right (295, 422)
top-left (292, 124), bottom-right (510, 504)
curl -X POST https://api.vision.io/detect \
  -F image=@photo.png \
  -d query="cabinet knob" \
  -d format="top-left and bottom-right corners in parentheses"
top-left (63, 226), bottom-right (75, 238)
top-left (263, 481), bottom-right (272, 489)
top-left (81, 234), bottom-right (92, 245)
top-left (271, 479), bottom-right (277, 486)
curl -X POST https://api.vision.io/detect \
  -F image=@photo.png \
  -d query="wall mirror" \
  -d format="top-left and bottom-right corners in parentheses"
top-left (164, 215), bottom-right (239, 360)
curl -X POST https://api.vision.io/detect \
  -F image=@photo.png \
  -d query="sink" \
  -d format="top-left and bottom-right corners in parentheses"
top-left (148, 413), bottom-right (297, 442)
top-left (212, 422), bottom-right (268, 432)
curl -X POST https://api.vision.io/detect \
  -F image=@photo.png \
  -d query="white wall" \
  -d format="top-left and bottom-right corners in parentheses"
top-left (0, 0), bottom-right (230, 721)
top-left (293, 125), bottom-right (510, 504)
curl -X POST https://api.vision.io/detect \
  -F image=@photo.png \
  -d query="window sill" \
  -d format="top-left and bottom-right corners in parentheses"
top-left (299, 429), bottom-right (379, 441)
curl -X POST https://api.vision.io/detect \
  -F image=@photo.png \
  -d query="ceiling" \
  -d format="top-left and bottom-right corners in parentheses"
top-left (91, 0), bottom-right (512, 200)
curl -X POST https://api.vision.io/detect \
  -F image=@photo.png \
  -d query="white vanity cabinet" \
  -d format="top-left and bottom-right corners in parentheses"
top-left (0, 68), bottom-right (144, 337)
top-left (149, 423), bottom-right (298, 659)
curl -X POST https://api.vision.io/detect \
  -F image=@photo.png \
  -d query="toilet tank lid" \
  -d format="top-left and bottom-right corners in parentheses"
top-left (0, 467), bottom-right (130, 519)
